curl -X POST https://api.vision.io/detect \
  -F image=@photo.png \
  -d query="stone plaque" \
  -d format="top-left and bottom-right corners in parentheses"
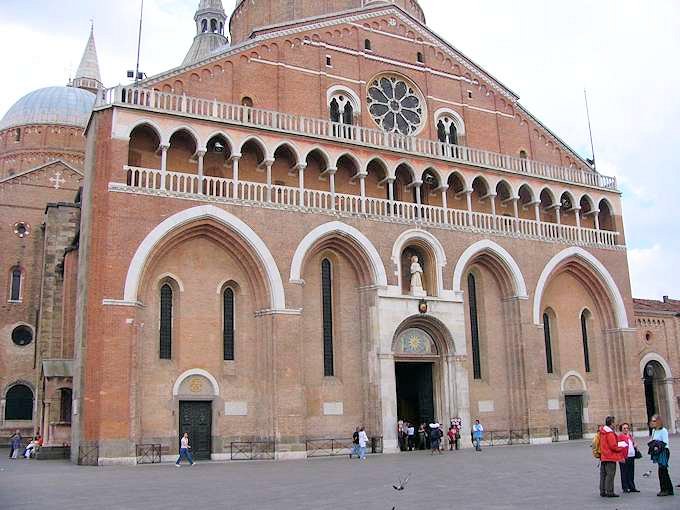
top-left (548, 399), bottom-right (560, 411)
top-left (323, 402), bottom-right (344, 416)
top-left (224, 401), bottom-right (248, 416)
top-left (478, 400), bottom-right (495, 413)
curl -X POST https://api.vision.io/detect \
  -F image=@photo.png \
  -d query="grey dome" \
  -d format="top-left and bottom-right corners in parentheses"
top-left (0, 86), bottom-right (96, 132)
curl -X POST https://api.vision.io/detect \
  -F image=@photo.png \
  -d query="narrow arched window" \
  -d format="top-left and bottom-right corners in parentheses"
top-left (468, 273), bottom-right (482, 380)
top-left (364, 39), bottom-right (372, 51)
top-left (330, 98), bottom-right (341, 123)
top-left (581, 311), bottom-right (591, 373)
top-left (321, 259), bottom-right (334, 377)
top-left (448, 123), bottom-right (458, 145)
top-left (342, 102), bottom-right (354, 125)
top-left (417, 52), bottom-right (424, 63)
top-left (211, 19), bottom-right (218, 33)
top-left (15, 128), bottom-right (21, 142)
top-left (201, 19), bottom-right (208, 32)
top-left (223, 288), bottom-right (235, 361)
top-left (543, 312), bottom-right (554, 374)
top-left (159, 284), bottom-right (173, 359)
top-left (10, 267), bottom-right (22, 302)
top-left (5, 384), bottom-right (33, 421)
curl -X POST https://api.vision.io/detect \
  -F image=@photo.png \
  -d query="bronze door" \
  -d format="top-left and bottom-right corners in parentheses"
top-left (179, 401), bottom-right (212, 460)
top-left (565, 395), bottom-right (583, 440)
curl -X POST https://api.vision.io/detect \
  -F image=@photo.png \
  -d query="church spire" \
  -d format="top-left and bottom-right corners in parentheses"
top-left (182, 0), bottom-right (229, 67)
top-left (71, 25), bottom-right (103, 94)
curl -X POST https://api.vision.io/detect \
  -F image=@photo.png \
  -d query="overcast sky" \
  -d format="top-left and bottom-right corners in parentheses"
top-left (2, 0), bottom-right (678, 300)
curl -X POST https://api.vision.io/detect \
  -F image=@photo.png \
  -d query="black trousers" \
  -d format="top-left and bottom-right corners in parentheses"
top-left (619, 458), bottom-right (636, 491)
top-left (658, 449), bottom-right (674, 494)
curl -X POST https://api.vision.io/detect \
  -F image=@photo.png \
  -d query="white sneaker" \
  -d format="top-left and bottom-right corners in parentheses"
top-left (175, 464), bottom-right (180, 467)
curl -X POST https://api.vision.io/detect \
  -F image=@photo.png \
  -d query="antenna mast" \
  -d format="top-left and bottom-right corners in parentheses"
top-left (134, 0), bottom-right (145, 86)
top-left (584, 89), bottom-right (596, 170)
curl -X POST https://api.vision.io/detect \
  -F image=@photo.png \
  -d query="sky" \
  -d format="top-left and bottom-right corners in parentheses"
top-left (1, 0), bottom-right (678, 300)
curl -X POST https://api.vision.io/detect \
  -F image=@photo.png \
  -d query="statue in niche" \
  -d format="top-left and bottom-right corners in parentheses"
top-left (410, 255), bottom-right (426, 297)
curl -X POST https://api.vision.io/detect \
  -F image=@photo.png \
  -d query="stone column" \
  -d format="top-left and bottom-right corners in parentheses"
top-left (160, 144), bottom-right (169, 190)
top-left (574, 207), bottom-right (582, 242)
top-left (378, 353), bottom-right (399, 453)
top-left (440, 184), bottom-right (449, 211)
top-left (43, 401), bottom-right (51, 445)
top-left (328, 168), bottom-right (337, 211)
top-left (358, 172), bottom-right (367, 214)
top-left (450, 355), bottom-right (472, 448)
top-left (512, 197), bottom-right (520, 233)
top-left (593, 210), bottom-right (601, 244)
top-left (297, 163), bottom-right (307, 207)
top-left (533, 202), bottom-right (541, 223)
top-left (554, 205), bottom-right (561, 225)
top-left (264, 159), bottom-right (274, 202)
top-left (387, 177), bottom-right (395, 216)
top-left (465, 189), bottom-right (473, 227)
top-left (414, 181), bottom-right (422, 206)
top-left (230, 153), bottom-right (241, 198)
top-left (196, 149), bottom-right (206, 194)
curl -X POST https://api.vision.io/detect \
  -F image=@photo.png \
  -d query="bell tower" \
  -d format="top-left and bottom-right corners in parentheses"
top-left (182, 0), bottom-right (229, 67)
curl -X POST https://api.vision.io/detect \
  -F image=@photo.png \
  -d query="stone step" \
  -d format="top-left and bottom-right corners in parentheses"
top-left (35, 446), bottom-right (70, 460)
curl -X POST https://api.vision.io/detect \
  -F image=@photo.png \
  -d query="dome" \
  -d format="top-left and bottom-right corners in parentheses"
top-left (230, 0), bottom-right (426, 45)
top-left (0, 86), bottom-right (96, 132)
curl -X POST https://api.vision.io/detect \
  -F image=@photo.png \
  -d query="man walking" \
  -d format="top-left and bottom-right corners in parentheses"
top-left (472, 420), bottom-right (484, 452)
top-left (358, 427), bottom-right (369, 460)
top-left (8, 430), bottom-right (22, 459)
top-left (175, 432), bottom-right (195, 467)
top-left (350, 426), bottom-right (360, 459)
top-left (599, 416), bottom-right (625, 498)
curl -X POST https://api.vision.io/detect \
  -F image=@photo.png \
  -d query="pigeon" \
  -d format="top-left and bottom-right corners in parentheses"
top-left (392, 473), bottom-right (411, 491)
top-left (642, 470), bottom-right (653, 478)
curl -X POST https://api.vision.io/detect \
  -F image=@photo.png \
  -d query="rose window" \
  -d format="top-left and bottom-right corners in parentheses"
top-left (367, 76), bottom-right (423, 136)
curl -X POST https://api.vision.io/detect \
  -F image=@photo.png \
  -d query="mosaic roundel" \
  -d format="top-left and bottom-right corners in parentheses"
top-left (395, 328), bottom-right (437, 355)
top-left (367, 75), bottom-right (424, 136)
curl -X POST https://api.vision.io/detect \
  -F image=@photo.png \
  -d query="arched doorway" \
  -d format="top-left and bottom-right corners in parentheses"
top-left (644, 360), bottom-right (670, 429)
top-left (394, 328), bottom-right (439, 427)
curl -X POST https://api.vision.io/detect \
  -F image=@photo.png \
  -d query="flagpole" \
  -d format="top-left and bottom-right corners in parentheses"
top-left (584, 89), bottom-right (596, 170)
top-left (134, 0), bottom-right (145, 87)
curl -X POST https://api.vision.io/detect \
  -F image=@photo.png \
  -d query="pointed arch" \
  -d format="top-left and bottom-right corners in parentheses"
top-left (289, 221), bottom-right (387, 287)
top-left (452, 240), bottom-right (528, 298)
top-left (391, 229), bottom-right (447, 296)
top-left (532, 247), bottom-right (628, 328)
top-left (272, 141), bottom-right (302, 166)
top-left (126, 119), bottom-right (164, 145)
top-left (123, 205), bottom-right (285, 310)
top-left (237, 135), bottom-right (269, 159)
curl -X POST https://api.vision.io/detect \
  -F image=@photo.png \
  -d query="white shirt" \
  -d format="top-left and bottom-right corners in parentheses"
top-left (407, 427), bottom-right (415, 436)
top-left (358, 431), bottom-right (369, 448)
top-left (180, 436), bottom-right (189, 449)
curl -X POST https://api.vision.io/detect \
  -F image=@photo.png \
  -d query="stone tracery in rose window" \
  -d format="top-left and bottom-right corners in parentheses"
top-left (367, 75), bottom-right (424, 136)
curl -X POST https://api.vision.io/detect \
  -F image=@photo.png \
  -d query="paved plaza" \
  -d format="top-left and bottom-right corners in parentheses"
top-left (1, 440), bottom-right (678, 509)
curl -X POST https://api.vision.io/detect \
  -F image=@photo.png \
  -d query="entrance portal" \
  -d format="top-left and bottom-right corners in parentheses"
top-left (564, 395), bottom-right (583, 440)
top-left (644, 361), bottom-right (669, 427)
top-left (179, 401), bottom-right (212, 460)
top-left (395, 362), bottom-right (435, 426)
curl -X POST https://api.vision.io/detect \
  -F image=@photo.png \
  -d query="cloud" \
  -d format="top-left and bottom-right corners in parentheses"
top-left (628, 245), bottom-right (680, 300)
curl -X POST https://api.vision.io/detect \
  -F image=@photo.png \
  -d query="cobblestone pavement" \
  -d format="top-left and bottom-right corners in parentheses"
top-left (0, 441), bottom-right (678, 510)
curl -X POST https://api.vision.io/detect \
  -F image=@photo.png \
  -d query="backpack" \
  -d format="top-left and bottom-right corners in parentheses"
top-left (592, 431), bottom-right (601, 459)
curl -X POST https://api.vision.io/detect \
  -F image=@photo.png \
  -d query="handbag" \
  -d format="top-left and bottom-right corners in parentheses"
top-left (634, 447), bottom-right (642, 459)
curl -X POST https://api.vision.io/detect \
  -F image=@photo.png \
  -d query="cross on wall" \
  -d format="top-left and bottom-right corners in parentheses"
top-left (49, 171), bottom-right (66, 190)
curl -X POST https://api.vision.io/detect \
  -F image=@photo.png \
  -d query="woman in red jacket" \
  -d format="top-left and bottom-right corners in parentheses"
top-left (599, 416), bottom-right (626, 498)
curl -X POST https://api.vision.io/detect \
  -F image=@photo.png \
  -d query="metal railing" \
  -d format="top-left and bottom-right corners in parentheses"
top-left (136, 443), bottom-right (162, 464)
top-left (96, 86), bottom-right (618, 191)
top-left (116, 165), bottom-right (622, 250)
top-left (478, 429), bottom-right (531, 447)
top-left (230, 441), bottom-right (276, 461)
top-left (77, 443), bottom-right (99, 466)
top-left (305, 437), bottom-right (383, 457)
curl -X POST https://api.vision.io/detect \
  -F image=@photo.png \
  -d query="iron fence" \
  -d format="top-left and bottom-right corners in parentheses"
top-left (230, 441), bottom-right (275, 461)
top-left (306, 437), bottom-right (383, 457)
top-left (477, 429), bottom-right (531, 447)
top-left (136, 443), bottom-right (162, 464)
top-left (77, 443), bottom-right (99, 466)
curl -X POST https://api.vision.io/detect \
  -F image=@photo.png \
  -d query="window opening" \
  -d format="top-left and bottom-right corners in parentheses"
top-left (468, 273), bottom-right (482, 380)
top-left (321, 259), bottom-right (334, 377)
top-left (223, 288), bottom-right (235, 361)
top-left (159, 284), bottom-right (173, 359)
top-left (10, 267), bottom-right (21, 301)
top-left (543, 313), bottom-right (554, 374)
top-left (5, 385), bottom-right (33, 421)
top-left (60, 388), bottom-right (72, 423)
top-left (581, 311), bottom-right (591, 373)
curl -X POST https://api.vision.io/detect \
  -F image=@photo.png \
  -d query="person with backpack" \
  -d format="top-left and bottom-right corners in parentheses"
top-left (597, 416), bottom-right (626, 498)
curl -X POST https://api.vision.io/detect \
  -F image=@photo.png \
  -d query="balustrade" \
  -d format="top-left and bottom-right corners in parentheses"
top-left (119, 166), bottom-right (621, 249)
top-left (99, 86), bottom-right (618, 191)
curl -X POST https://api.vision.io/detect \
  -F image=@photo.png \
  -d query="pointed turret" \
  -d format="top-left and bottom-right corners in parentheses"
top-left (71, 26), bottom-right (103, 94)
top-left (182, 0), bottom-right (229, 67)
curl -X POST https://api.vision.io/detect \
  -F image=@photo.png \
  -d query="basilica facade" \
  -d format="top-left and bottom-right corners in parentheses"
top-left (2, 0), bottom-right (678, 464)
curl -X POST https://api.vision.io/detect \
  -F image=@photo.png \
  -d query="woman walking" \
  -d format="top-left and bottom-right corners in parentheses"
top-left (650, 415), bottom-right (674, 496)
top-left (175, 432), bottom-right (195, 467)
top-left (618, 423), bottom-right (639, 493)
